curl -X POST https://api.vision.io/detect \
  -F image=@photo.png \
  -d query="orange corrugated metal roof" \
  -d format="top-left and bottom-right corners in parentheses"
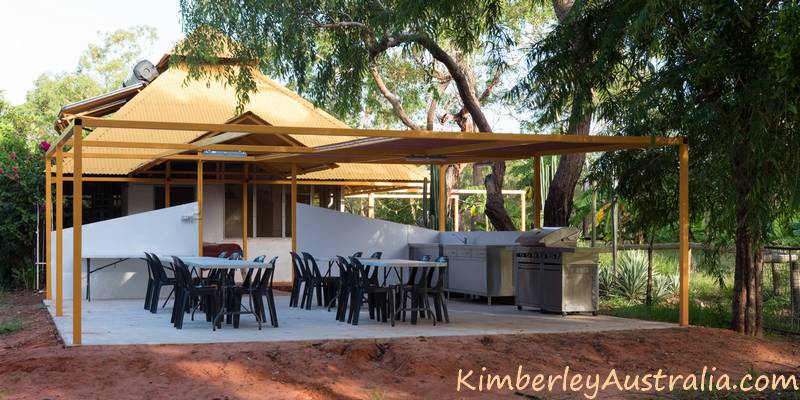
top-left (61, 63), bottom-right (426, 182)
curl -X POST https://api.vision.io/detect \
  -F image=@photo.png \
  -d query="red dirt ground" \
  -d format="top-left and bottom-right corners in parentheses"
top-left (1, 291), bottom-right (798, 399)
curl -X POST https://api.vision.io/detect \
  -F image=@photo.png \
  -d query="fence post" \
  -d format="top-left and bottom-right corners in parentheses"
top-left (791, 261), bottom-right (800, 321)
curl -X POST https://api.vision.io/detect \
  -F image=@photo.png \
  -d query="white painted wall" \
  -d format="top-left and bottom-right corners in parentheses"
top-left (50, 202), bottom-right (198, 300)
top-left (296, 203), bottom-right (439, 261)
top-left (49, 182), bottom-right (524, 300)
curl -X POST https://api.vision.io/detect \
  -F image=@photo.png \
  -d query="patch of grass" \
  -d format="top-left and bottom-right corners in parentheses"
top-left (367, 392), bottom-right (386, 400)
top-left (601, 298), bottom-right (730, 329)
top-left (0, 319), bottom-right (23, 335)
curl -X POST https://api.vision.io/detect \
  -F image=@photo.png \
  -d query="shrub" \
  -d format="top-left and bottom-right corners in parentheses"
top-left (610, 250), bottom-right (649, 302)
top-left (600, 250), bottom-right (679, 304)
top-left (11, 265), bottom-right (36, 290)
top-left (0, 134), bottom-right (43, 288)
top-left (652, 272), bottom-right (678, 303)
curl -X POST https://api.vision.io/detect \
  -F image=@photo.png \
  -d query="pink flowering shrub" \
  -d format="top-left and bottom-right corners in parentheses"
top-left (0, 134), bottom-right (43, 287)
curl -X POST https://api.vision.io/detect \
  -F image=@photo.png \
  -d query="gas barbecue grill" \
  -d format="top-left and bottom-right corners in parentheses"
top-left (513, 227), bottom-right (599, 315)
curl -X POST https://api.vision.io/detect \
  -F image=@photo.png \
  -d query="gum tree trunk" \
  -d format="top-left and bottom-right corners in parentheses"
top-left (543, 0), bottom-right (594, 227)
top-left (543, 115), bottom-right (591, 226)
top-left (731, 209), bottom-right (764, 336)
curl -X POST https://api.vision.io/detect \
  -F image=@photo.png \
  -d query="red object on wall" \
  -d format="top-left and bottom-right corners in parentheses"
top-left (202, 242), bottom-right (243, 257)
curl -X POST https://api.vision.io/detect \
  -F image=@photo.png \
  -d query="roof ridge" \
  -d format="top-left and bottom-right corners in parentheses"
top-left (254, 74), bottom-right (350, 129)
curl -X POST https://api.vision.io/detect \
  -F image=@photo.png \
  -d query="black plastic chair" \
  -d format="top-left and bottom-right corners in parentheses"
top-left (228, 256), bottom-right (278, 329)
top-left (145, 253), bottom-right (176, 314)
top-left (143, 253), bottom-right (155, 310)
top-left (396, 255), bottom-right (432, 323)
top-left (364, 251), bottom-right (383, 282)
top-left (242, 255), bottom-right (267, 290)
top-left (332, 256), bottom-right (353, 321)
top-left (289, 252), bottom-right (308, 308)
top-left (348, 257), bottom-right (395, 326)
top-left (171, 257), bottom-right (221, 330)
top-left (361, 252), bottom-right (384, 319)
top-left (425, 256), bottom-right (450, 323)
top-left (252, 256), bottom-right (279, 328)
top-left (302, 252), bottom-right (338, 309)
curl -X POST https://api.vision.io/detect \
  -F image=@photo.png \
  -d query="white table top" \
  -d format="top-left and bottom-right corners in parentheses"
top-left (82, 254), bottom-right (153, 259)
top-left (172, 256), bottom-right (269, 269)
top-left (358, 258), bottom-right (447, 268)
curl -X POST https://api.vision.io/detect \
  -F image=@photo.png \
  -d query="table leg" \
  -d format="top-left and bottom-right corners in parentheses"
top-left (214, 271), bottom-right (227, 330)
top-left (400, 268), bottom-right (405, 322)
top-left (86, 258), bottom-right (91, 302)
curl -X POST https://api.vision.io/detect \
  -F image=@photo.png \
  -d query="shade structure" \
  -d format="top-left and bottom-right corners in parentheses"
top-left (46, 116), bottom-right (690, 345)
top-left (54, 62), bottom-right (427, 184)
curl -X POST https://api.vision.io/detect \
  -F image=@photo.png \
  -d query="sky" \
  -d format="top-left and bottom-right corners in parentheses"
top-left (0, 0), bottom-right (183, 105)
top-left (0, 1), bottom-right (525, 132)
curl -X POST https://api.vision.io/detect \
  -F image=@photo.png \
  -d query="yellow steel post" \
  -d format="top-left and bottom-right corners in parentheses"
top-left (197, 160), bottom-right (204, 256)
top-left (438, 165), bottom-right (446, 232)
top-left (55, 148), bottom-right (63, 316)
top-left (533, 156), bottom-right (542, 229)
top-left (291, 164), bottom-right (298, 252)
top-left (72, 123), bottom-right (83, 345)
top-left (45, 157), bottom-right (52, 300)
top-left (242, 164), bottom-right (248, 259)
top-left (679, 142), bottom-right (690, 327)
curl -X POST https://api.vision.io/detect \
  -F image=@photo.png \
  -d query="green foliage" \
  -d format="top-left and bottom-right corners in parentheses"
top-left (13, 73), bottom-right (102, 142)
top-left (0, 320), bottom-right (23, 335)
top-left (374, 197), bottom-right (422, 226)
top-left (600, 250), bottom-right (678, 303)
top-left (0, 26), bottom-right (157, 289)
top-left (0, 131), bottom-right (43, 288)
top-left (6, 25), bottom-right (158, 143)
top-left (602, 298), bottom-right (731, 330)
top-left (177, 0), bottom-right (549, 124)
top-left (609, 251), bottom-right (649, 302)
top-left (11, 266), bottom-right (36, 291)
top-left (77, 25), bottom-right (158, 90)
top-left (515, 1), bottom-right (800, 332)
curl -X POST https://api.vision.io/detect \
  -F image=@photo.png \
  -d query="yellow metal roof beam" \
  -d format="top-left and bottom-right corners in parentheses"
top-left (78, 116), bottom-right (683, 146)
top-left (45, 120), bottom-right (76, 158)
top-left (74, 140), bottom-right (316, 154)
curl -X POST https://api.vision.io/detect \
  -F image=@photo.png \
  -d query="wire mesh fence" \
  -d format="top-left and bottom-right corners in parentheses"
top-left (762, 249), bottom-right (800, 334)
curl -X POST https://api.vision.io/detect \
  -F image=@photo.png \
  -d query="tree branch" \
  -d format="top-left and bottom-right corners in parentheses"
top-left (368, 64), bottom-right (420, 130)
top-left (411, 35), bottom-right (492, 133)
top-left (427, 79), bottom-right (451, 130)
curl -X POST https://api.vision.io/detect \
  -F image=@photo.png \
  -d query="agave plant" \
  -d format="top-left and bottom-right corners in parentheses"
top-left (598, 264), bottom-right (613, 297)
top-left (652, 273), bottom-right (679, 303)
top-left (610, 250), bottom-right (649, 302)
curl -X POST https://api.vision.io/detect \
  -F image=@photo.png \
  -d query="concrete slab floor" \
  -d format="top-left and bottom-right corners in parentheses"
top-left (45, 295), bottom-right (675, 346)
